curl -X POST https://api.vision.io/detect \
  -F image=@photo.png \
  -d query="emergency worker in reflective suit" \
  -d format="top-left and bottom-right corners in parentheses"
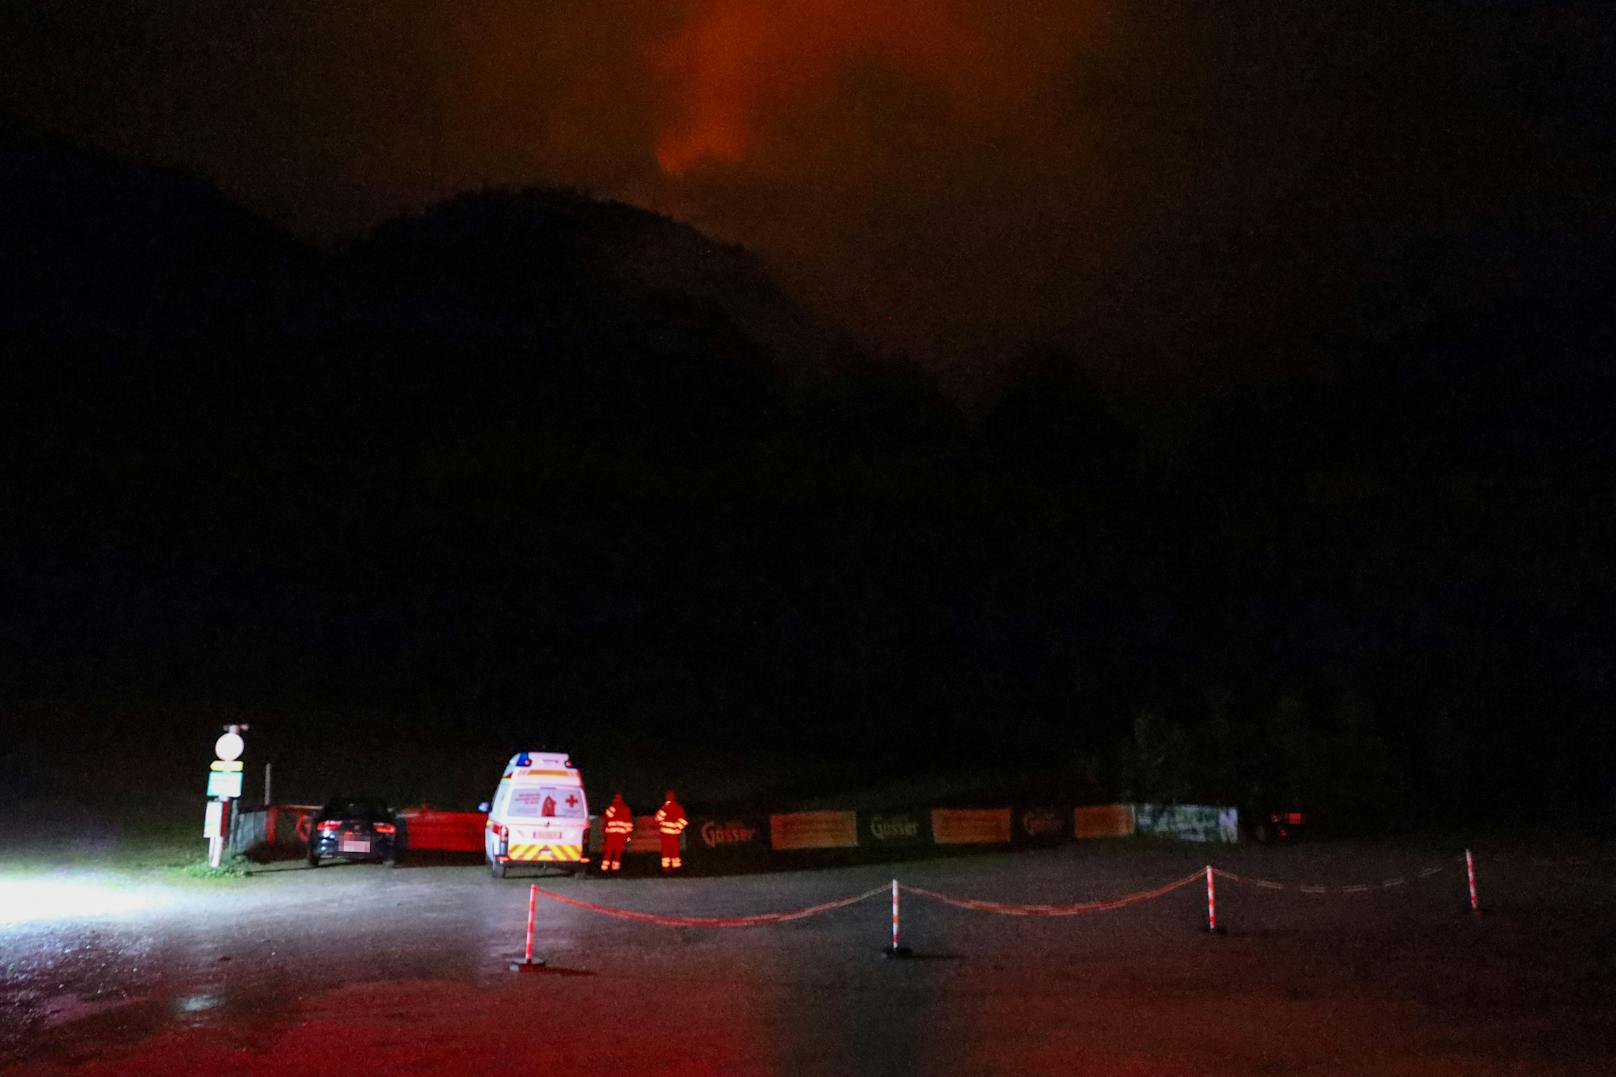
top-left (655, 790), bottom-right (687, 872)
top-left (600, 792), bottom-right (633, 874)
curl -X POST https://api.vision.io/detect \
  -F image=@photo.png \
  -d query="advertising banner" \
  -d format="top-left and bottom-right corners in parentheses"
top-left (930, 808), bottom-right (1013, 845)
top-left (586, 813), bottom-right (674, 853)
top-left (1133, 804), bottom-right (1239, 843)
top-left (1013, 805), bottom-right (1071, 846)
top-left (689, 815), bottom-right (769, 858)
top-left (1075, 804), bottom-right (1137, 838)
top-left (630, 814), bottom-right (679, 853)
top-left (769, 810), bottom-right (859, 851)
top-left (857, 810), bottom-right (930, 848)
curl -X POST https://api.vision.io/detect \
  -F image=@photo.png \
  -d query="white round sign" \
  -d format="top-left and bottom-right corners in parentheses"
top-left (214, 732), bottom-right (245, 762)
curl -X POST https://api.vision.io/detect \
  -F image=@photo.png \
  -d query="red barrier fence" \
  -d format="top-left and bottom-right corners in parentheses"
top-left (1212, 863), bottom-right (1448, 894)
top-left (270, 805), bottom-right (319, 848)
top-left (397, 809), bottom-right (487, 853)
top-left (528, 870), bottom-right (1206, 932)
top-left (501, 847), bottom-right (1616, 968)
top-left (902, 871), bottom-right (1205, 917)
top-left (533, 884), bottom-right (889, 928)
top-left (236, 805), bottom-right (487, 855)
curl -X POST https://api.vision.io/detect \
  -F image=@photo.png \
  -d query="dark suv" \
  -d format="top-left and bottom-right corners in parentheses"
top-left (307, 798), bottom-right (404, 867)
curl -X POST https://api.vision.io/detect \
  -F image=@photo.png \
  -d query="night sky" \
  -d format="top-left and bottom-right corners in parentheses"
top-left (2, 3), bottom-right (1614, 818)
top-left (4, 0), bottom-right (1610, 393)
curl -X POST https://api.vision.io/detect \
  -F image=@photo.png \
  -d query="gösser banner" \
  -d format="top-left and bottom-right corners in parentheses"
top-left (770, 810), bottom-right (859, 850)
top-left (930, 808), bottom-right (1013, 845)
top-left (858, 810), bottom-right (930, 848)
top-left (1014, 805), bottom-right (1071, 846)
top-left (690, 815), bottom-right (769, 857)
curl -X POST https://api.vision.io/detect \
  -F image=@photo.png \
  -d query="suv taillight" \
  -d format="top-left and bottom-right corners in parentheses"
top-left (374, 823), bottom-right (396, 834)
top-left (317, 820), bottom-right (342, 832)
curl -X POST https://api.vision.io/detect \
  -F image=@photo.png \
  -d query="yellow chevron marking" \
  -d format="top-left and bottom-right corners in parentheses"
top-left (507, 843), bottom-right (583, 862)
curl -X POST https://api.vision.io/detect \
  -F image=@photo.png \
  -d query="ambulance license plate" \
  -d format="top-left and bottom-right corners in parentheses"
top-left (340, 838), bottom-right (371, 853)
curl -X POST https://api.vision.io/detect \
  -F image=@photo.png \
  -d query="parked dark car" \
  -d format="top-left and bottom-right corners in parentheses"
top-left (307, 798), bottom-right (404, 867)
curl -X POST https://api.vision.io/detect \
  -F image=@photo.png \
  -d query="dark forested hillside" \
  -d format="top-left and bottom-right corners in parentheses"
top-left (3, 127), bottom-right (1611, 821)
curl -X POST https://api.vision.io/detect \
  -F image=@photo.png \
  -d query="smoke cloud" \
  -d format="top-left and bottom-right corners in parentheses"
top-left (1, 1), bottom-right (1605, 392)
top-left (650, 0), bottom-right (1079, 175)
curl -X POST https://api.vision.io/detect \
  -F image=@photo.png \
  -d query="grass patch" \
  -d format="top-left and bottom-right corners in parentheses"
top-left (172, 854), bottom-right (253, 880)
top-left (0, 796), bottom-right (243, 881)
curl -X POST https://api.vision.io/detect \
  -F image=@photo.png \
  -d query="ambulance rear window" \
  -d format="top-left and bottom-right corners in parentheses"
top-left (508, 786), bottom-right (586, 818)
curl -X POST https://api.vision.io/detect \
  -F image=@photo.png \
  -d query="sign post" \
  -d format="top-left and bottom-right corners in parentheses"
top-left (206, 725), bottom-right (248, 868)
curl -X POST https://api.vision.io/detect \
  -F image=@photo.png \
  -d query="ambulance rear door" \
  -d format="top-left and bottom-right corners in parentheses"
top-left (503, 775), bottom-right (589, 864)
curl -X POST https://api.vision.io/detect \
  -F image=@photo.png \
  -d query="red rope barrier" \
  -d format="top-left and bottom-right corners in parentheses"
top-left (1213, 864), bottom-right (1448, 894)
top-left (1459, 852), bottom-right (1616, 867)
top-left (900, 870), bottom-right (1206, 917)
top-left (532, 884), bottom-right (890, 928)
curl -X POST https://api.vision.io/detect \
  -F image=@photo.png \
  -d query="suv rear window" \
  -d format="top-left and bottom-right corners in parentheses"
top-left (508, 787), bottom-right (585, 818)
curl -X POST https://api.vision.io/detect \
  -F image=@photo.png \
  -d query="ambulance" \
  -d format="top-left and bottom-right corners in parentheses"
top-left (481, 752), bottom-right (591, 878)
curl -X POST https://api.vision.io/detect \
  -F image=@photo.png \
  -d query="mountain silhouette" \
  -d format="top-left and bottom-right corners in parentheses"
top-left (2, 123), bottom-right (1611, 818)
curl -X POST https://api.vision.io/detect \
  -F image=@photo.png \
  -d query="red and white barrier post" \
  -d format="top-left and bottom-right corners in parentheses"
top-left (1202, 865), bottom-right (1225, 934)
top-left (883, 879), bottom-right (912, 958)
top-left (510, 883), bottom-right (547, 971)
top-left (1465, 849), bottom-right (1481, 914)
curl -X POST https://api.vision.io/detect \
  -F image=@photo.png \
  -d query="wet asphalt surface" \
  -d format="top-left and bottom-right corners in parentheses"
top-left (2, 854), bottom-right (526, 1064)
top-left (5, 839), bottom-right (1616, 1075)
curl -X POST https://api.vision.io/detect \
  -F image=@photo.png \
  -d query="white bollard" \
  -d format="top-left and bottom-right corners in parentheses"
top-left (1202, 865), bottom-right (1225, 934)
top-left (511, 883), bottom-right (547, 971)
top-left (883, 879), bottom-right (912, 958)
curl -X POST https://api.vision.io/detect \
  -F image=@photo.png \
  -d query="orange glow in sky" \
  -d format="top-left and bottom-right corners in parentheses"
top-left (652, 0), bottom-right (1015, 175)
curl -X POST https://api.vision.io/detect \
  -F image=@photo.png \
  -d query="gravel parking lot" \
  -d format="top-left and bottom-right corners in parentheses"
top-left (6, 837), bottom-right (1615, 1075)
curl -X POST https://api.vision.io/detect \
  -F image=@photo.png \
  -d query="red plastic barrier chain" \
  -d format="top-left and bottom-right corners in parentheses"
top-left (1212, 863), bottom-right (1448, 895)
top-left (900, 870), bottom-right (1205, 917)
top-left (1458, 852), bottom-right (1616, 867)
top-left (532, 884), bottom-right (890, 928)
